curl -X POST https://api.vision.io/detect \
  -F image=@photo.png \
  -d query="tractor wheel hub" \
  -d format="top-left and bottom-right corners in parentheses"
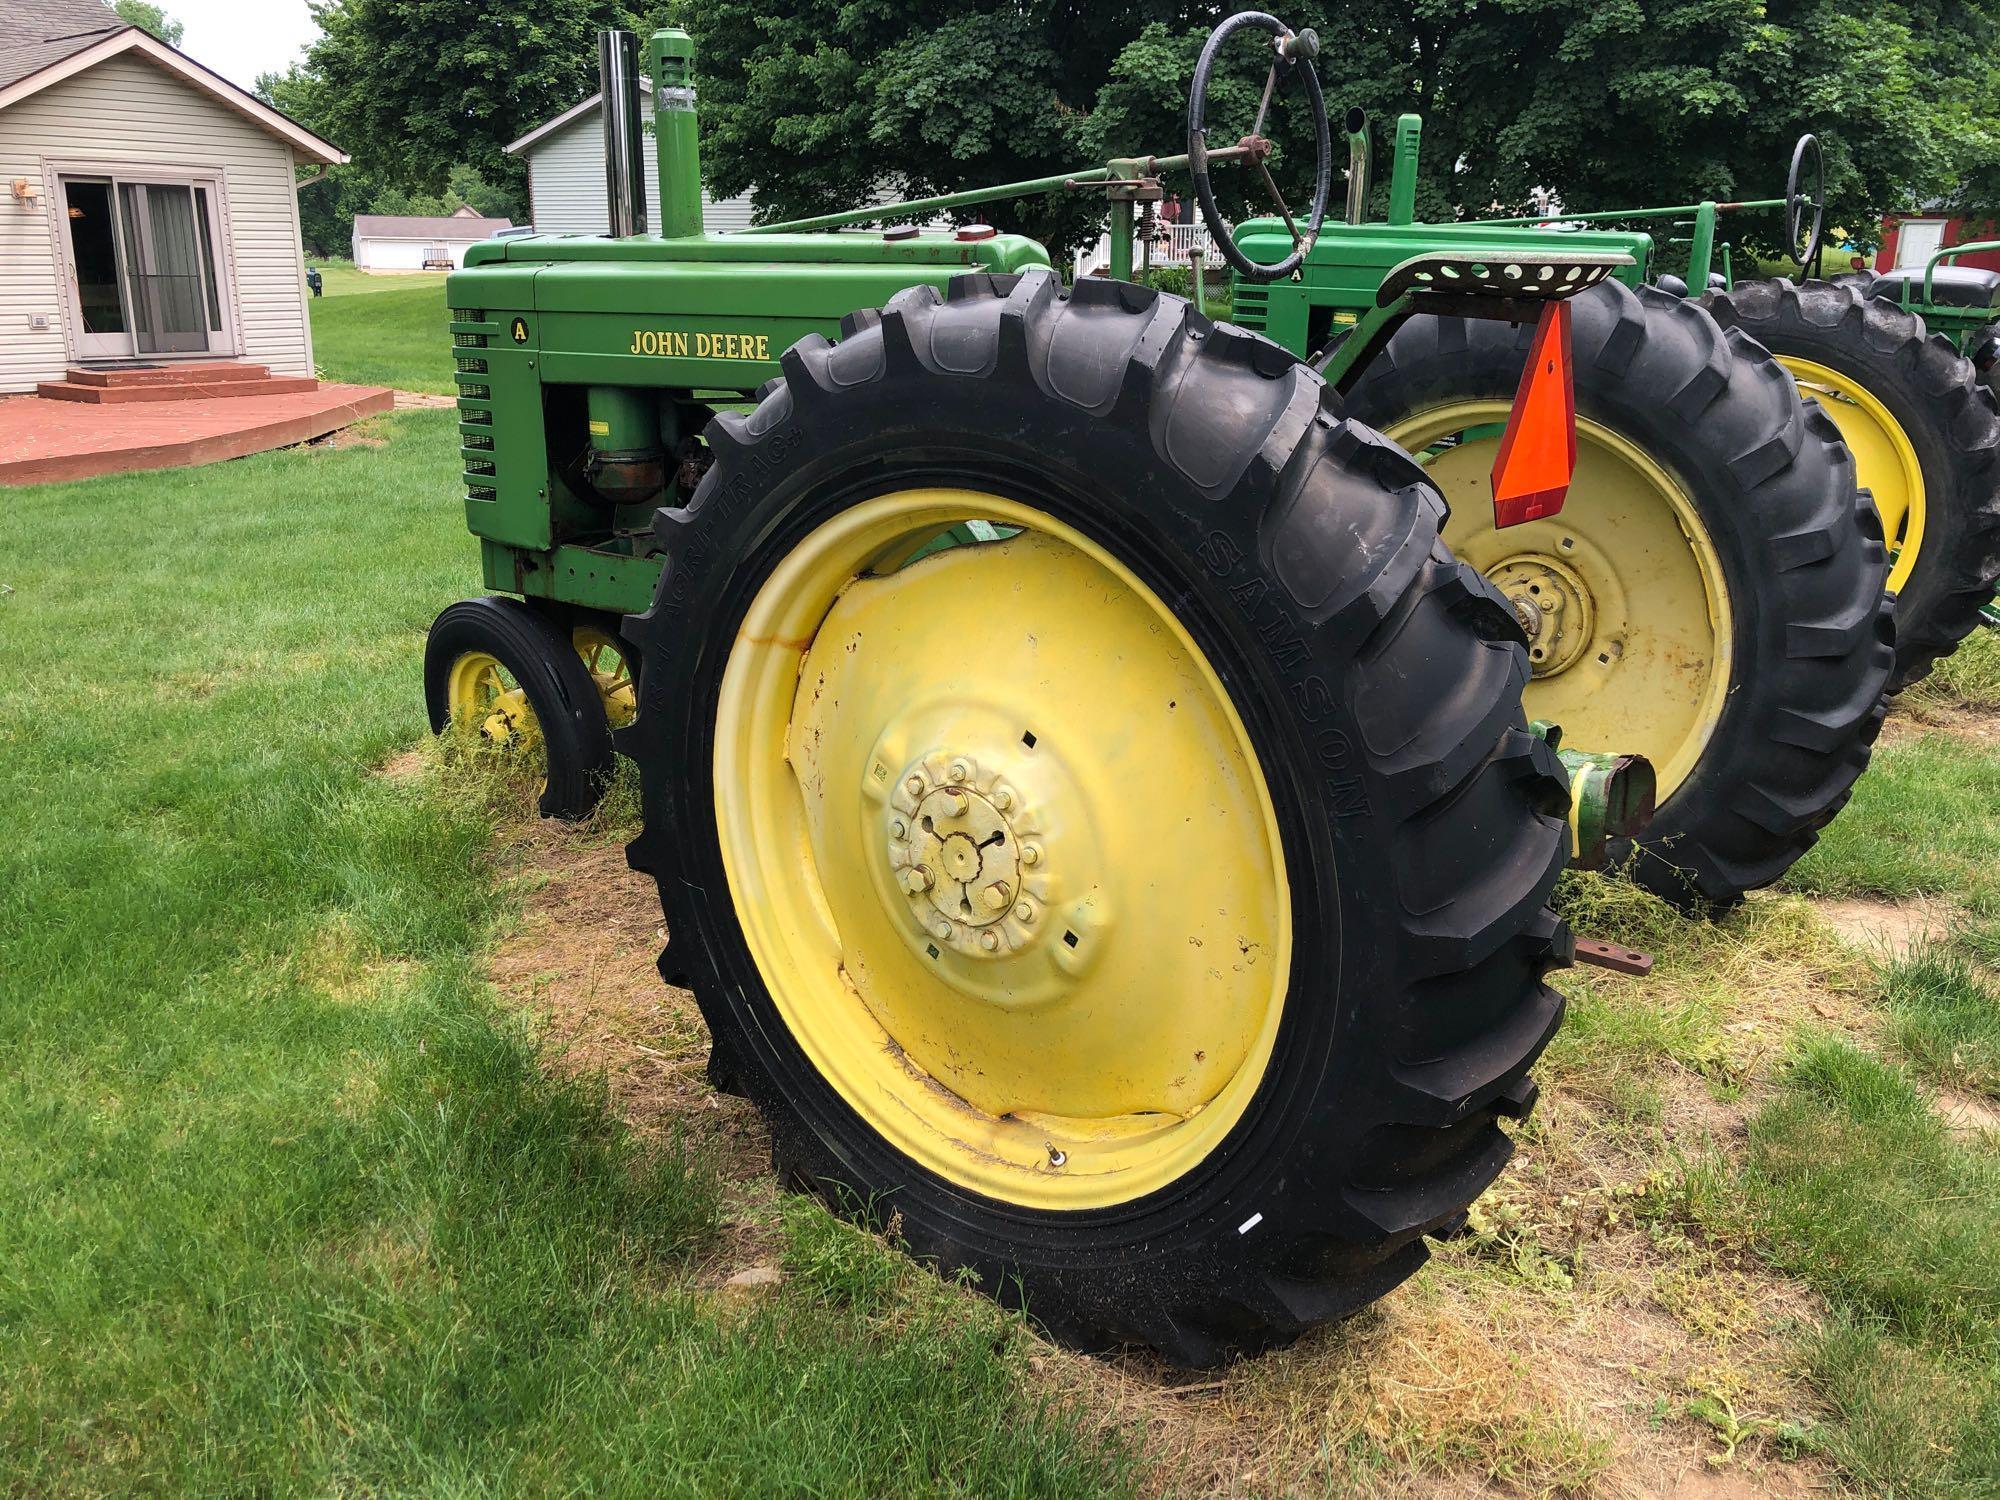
top-left (1491, 552), bottom-right (1594, 676)
top-left (888, 754), bottom-right (1038, 957)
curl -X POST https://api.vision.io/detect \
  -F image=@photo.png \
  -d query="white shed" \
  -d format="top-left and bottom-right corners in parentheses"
top-left (0, 0), bottom-right (345, 393)
top-left (350, 206), bottom-right (514, 272)
top-left (505, 81), bottom-right (756, 236)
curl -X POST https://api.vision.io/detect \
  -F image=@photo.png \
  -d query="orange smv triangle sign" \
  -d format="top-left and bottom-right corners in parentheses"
top-left (1490, 300), bottom-right (1577, 528)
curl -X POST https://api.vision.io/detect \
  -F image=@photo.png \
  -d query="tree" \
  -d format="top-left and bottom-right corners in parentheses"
top-left (256, 63), bottom-right (524, 259)
top-left (111, 1), bottom-right (182, 46)
top-left (685, 0), bottom-right (2000, 265)
top-left (297, 0), bottom-right (654, 193)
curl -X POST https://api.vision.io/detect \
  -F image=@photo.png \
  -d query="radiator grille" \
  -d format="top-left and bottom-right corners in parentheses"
top-left (1229, 284), bottom-right (1270, 331)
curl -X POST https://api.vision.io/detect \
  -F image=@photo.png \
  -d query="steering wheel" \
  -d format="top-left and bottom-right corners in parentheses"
top-left (1187, 12), bottom-right (1333, 283)
top-left (1785, 133), bottom-right (1826, 274)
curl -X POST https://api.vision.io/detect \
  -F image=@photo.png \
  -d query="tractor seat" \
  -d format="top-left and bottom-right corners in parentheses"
top-left (1867, 265), bottom-right (2000, 309)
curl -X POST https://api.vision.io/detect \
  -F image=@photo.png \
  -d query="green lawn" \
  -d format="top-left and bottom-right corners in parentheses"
top-left (0, 414), bottom-right (1132, 1495)
top-left (309, 266), bottom-right (455, 394)
top-left (7, 405), bottom-right (2000, 1493)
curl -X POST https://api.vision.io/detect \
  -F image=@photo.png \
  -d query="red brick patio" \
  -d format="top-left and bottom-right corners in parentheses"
top-left (0, 365), bottom-right (395, 486)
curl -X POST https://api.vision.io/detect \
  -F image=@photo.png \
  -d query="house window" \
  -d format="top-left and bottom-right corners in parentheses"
top-left (1895, 219), bottom-right (1948, 271)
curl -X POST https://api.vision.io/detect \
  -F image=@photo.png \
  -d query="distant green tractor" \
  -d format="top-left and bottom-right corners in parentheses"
top-left (1366, 133), bottom-right (2000, 691)
top-left (427, 15), bottom-right (1885, 1363)
top-left (1228, 117), bottom-right (1892, 909)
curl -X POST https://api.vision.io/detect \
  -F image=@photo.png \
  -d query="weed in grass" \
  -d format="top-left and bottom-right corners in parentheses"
top-left (1880, 939), bottom-right (2000, 1098)
top-left (780, 1197), bottom-right (910, 1315)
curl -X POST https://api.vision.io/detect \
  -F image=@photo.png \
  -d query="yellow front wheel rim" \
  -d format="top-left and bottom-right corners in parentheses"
top-left (1384, 406), bottom-right (1734, 799)
top-left (713, 489), bottom-right (1292, 1210)
top-left (445, 650), bottom-right (541, 753)
top-left (1781, 356), bottom-right (1926, 596)
top-left (575, 626), bottom-right (636, 729)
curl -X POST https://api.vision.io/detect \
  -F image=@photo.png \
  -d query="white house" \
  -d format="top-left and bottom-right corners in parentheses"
top-left (505, 80), bottom-right (756, 236)
top-left (0, 0), bottom-right (344, 393)
top-left (351, 205), bottom-right (514, 272)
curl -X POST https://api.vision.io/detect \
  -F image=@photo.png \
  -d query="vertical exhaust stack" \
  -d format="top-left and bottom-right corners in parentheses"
top-left (1344, 108), bottom-right (1370, 225)
top-left (599, 29), bottom-right (647, 238)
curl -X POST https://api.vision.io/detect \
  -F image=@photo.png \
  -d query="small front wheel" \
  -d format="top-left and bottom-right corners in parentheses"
top-left (424, 596), bottom-right (616, 820)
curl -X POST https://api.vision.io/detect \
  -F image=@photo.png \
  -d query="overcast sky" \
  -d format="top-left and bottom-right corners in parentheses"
top-left (160, 0), bottom-right (320, 89)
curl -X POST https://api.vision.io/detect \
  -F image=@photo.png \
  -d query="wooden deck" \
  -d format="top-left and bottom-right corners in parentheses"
top-left (0, 365), bottom-right (396, 486)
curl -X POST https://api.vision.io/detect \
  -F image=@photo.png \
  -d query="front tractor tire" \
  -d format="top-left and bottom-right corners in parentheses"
top-left (424, 596), bottom-right (618, 821)
top-left (623, 271), bottom-right (1575, 1365)
top-left (1344, 280), bottom-right (1894, 910)
top-left (1703, 277), bottom-right (2000, 689)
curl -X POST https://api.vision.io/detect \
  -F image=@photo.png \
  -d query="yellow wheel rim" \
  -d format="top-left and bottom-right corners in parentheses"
top-left (713, 489), bottom-right (1292, 1210)
top-left (446, 650), bottom-right (542, 754)
top-left (575, 625), bottom-right (636, 729)
top-left (1384, 406), bottom-right (1733, 799)
top-left (1781, 356), bottom-right (1926, 596)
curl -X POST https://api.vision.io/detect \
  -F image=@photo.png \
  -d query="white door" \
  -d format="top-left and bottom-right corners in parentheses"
top-left (59, 178), bottom-right (133, 358)
top-left (1896, 219), bottom-right (1948, 271)
top-left (58, 173), bottom-right (232, 361)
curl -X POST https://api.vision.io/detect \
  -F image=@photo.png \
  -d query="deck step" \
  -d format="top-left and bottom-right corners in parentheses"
top-left (36, 375), bottom-right (320, 404)
top-left (65, 362), bottom-right (273, 387)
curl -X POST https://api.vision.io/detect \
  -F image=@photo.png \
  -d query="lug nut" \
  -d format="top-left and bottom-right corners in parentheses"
top-left (979, 931), bottom-right (1000, 952)
top-left (1014, 901), bottom-right (1034, 923)
top-left (903, 865), bottom-right (933, 894)
top-left (992, 786), bottom-right (1013, 810)
top-left (1021, 843), bottom-right (1041, 866)
top-left (890, 818), bottom-right (906, 839)
top-left (939, 788), bottom-right (968, 816)
top-left (904, 774), bottom-right (926, 797)
top-left (931, 918), bottom-right (952, 940)
top-left (948, 761), bottom-right (970, 784)
top-left (983, 882), bottom-right (1011, 911)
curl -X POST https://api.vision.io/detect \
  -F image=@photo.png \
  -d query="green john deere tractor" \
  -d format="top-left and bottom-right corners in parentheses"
top-left (428, 16), bottom-right (1880, 1362)
top-left (1405, 133), bottom-right (2000, 691)
top-left (1226, 115), bottom-right (1892, 910)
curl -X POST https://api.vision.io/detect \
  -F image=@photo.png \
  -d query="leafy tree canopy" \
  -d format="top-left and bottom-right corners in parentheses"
top-left (110, 0), bottom-right (181, 46)
top-left (269, 0), bottom-right (2000, 263)
top-left (294, 0), bottom-right (661, 192)
top-left (686, 0), bottom-right (2000, 260)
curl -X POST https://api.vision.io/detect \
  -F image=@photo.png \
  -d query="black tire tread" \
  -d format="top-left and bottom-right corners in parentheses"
top-left (1344, 280), bottom-right (1893, 909)
top-left (624, 270), bottom-right (1570, 1364)
top-left (1703, 276), bottom-right (2000, 688)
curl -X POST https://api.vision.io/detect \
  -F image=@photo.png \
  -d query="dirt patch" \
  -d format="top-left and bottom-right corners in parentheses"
top-left (1810, 895), bottom-right (1952, 963)
top-left (476, 832), bottom-right (1848, 1495)
top-left (1881, 699), bottom-right (2000, 747)
top-left (374, 748), bottom-right (426, 783)
top-left (484, 822), bottom-right (782, 1273)
top-left (394, 390), bottom-right (458, 409)
top-left (1931, 1084), bottom-right (2000, 1140)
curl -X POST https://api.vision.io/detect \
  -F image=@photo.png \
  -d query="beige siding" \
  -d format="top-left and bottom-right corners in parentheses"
top-left (0, 52), bottom-right (312, 392)
top-left (523, 110), bottom-right (753, 236)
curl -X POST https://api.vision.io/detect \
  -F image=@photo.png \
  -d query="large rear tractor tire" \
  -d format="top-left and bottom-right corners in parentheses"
top-left (1702, 277), bottom-right (2000, 689)
top-left (1344, 281), bottom-right (1893, 910)
top-left (424, 596), bottom-right (619, 820)
top-left (622, 271), bottom-right (1574, 1365)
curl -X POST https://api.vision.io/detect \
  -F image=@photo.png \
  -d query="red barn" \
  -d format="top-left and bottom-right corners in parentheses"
top-left (1875, 213), bottom-right (2000, 275)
